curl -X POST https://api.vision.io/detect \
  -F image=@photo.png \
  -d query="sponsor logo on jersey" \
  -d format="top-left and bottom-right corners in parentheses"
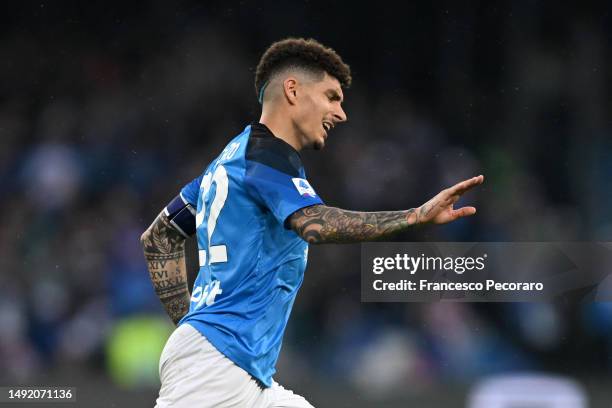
top-left (292, 178), bottom-right (316, 198)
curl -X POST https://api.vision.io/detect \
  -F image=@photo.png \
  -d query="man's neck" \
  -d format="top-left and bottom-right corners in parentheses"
top-left (259, 111), bottom-right (302, 152)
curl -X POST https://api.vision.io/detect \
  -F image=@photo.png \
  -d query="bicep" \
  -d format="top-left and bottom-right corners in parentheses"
top-left (288, 204), bottom-right (329, 243)
top-left (142, 193), bottom-right (197, 251)
top-left (141, 210), bottom-right (186, 252)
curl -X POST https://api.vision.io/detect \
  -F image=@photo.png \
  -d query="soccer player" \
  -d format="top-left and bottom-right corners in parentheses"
top-left (141, 38), bottom-right (484, 407)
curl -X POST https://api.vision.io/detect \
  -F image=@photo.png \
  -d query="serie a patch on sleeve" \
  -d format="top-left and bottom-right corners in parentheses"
top-left (291, 178), bottom-right (317, 198)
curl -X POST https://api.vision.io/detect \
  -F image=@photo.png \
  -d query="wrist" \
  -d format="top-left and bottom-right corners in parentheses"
top-left (406, 208), bottom-right (420, 226)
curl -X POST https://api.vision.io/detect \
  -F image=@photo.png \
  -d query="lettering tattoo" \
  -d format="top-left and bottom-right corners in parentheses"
top-left (289, 205), bottom-right (419, 244)
top-left (141, 211), bottom-right (190, 325)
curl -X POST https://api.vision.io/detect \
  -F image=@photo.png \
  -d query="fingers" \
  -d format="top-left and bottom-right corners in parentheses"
top-left (452, 206), bottom-right (477, 219)
top-left (448, 175), bottom-right (484, 196)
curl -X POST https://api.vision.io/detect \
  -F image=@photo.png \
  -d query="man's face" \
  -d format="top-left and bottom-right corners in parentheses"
top-left (292, 72), bottom-right (347, 150)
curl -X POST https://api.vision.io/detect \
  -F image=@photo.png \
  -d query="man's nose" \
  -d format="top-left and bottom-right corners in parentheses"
top-left (333, 106), bottom-right (347, 123)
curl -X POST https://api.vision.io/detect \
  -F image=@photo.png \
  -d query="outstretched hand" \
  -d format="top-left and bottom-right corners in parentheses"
top-left (415, 175), bottom-right (484, 225)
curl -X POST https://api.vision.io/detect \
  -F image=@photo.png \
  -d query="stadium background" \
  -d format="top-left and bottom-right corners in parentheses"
top-left (1, 1), bottom-right (611, 406)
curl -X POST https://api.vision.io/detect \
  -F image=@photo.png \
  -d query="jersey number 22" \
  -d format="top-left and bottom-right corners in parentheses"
top-left (195, 165), bottom-right (229, 266)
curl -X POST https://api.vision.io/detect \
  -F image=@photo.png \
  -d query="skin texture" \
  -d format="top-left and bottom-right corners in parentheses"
top-left (259, 70), bottom-right (346, 151)
top-left (290, 206), bottom-right (419, 244)
top-left (288, 72), bottom-right (346, 150)
top-left (140, 211), bottom-right (190, 325)
top-left (289, 176), bottom-right (484, 244)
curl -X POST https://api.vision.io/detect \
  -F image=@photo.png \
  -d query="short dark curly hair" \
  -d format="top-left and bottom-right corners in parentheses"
top-left (255, 38), bottom-right (352, 101)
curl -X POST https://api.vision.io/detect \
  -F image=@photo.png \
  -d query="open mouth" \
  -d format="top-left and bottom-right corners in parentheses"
top-left (322, 121), bottom-right (333, 134)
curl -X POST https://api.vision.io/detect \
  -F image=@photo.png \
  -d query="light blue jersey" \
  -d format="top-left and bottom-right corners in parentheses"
top-left (176, 123), bottom-right (323, 387)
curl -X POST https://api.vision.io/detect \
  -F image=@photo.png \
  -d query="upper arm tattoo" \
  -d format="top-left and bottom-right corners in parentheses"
top-left (289, 205), bottom-right (418, 244)
top-left (141, 211), bottom-right (190, 325)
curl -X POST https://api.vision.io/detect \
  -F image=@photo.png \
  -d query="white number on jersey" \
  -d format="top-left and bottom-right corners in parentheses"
top-left (195, 165), bottom-right (229, 266)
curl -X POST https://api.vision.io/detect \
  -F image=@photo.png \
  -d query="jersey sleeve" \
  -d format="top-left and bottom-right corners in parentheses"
top-left (245, 141), bottom-right (323, 228)
top-left (179, 175), bottom-right (202, 206)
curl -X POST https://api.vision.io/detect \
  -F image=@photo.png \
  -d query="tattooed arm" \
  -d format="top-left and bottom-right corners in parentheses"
top-left (140, 211), bottom-right (190, 325)
top-left (289, 206), bottom-right (418, 243)
top-left (289, 175), bottom-right (484, 244)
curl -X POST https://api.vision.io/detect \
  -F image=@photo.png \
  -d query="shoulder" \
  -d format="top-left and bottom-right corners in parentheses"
top-left (246, 123), bottom-right (302, 177)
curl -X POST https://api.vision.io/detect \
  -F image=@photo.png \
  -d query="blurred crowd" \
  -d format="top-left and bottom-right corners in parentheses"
top-left (1, 1), bottom-right (611, 400)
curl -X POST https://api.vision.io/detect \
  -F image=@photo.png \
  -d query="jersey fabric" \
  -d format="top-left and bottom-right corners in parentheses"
top-left (177, 123), bottom-right (323, 387)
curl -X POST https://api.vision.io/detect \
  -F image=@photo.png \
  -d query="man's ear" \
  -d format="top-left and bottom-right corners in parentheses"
top-left (283, 77), bottom-right (298, 105)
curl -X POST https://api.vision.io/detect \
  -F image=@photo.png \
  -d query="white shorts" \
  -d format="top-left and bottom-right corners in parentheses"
top-left (155, 323), bottom-right (314, 408)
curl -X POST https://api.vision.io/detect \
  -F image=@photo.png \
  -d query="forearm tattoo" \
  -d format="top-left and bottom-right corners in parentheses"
top-left (289, 205), bottom-right (418, 244)
top-left (141, 211), bottom-right (190, 325)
